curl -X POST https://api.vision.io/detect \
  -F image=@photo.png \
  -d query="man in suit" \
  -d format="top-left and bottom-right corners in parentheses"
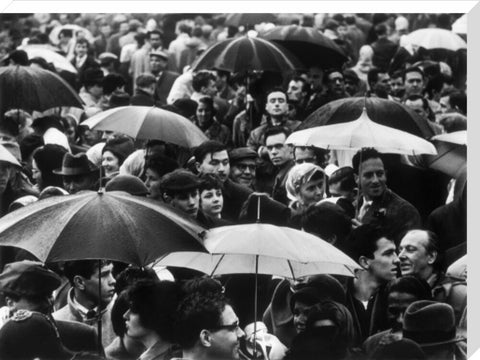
top-left (0, 260), bottom-right (100, 353)
top-left (71, 38), bottom-right (99, 89)
top-left (149, 50), bottom-right (180, 106)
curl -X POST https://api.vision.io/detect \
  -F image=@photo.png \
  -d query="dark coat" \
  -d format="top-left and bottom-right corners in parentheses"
top-left (154, 71), bottom-right (180, 106)
top-left (371, 37), bottom-right (398, 72)
top-left (130, 89), bottom-right (155, 107)
top-left (221, 178), bottom-right (253, 222)
top-left (55, 319), bottom-right (101, 354)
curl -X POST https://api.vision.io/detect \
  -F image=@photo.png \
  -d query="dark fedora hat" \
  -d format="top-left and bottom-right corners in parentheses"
top-left (402, 300), bottom-right (465, 348)
top-left (0, 260), bottom-right (61, 298)
top-left (53, 152), bottom-right (99, 176)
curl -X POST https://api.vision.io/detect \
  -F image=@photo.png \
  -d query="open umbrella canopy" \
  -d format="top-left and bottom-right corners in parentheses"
top-left (81, 105), bottom-right (208, 148)
top-left (298, 97), bottom-right (436, 139)
top-left (19, 44), bottom-right (77, 74)
top-left (191, 35), bottom-right (302, 74)
top-left (404, 28), bottom-right (467, 51)
top-left (158, 223), bottom-right (360, 278)
top-left (260, 24), bottom-right (348, 69)
top-left (0, 144), bottom-right (21, 168)
top-left (224, 13), bottom-right (277, 27)
top-left (0, 65), bottom-right (83, 114)
top-left (426, 130), bottom-right (466, 178)
top-left (0, 190), bottom-right (207, 265)
top-left (49, 24), bottom-right (95, 45)
top-left (287, 107), bottom-right (437, 156)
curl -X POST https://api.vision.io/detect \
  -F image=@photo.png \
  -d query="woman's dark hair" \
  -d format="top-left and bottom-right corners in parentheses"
top-left (32, 144), bottom-right (68, 190)
top-left (198, 173), bottom-right (223, 193)
top-left (386, 275), bottom-right (433, 301)
top-left (126, 280), bottom-right (184, 342)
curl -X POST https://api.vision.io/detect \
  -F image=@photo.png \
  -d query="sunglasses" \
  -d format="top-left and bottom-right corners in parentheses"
top-left (211, 321), bottom-right (240, 332)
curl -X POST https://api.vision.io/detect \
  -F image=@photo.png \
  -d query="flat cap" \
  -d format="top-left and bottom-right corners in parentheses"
top-left (229, 147), bottom-right (258, 163)
top-left (159, 169), bottom-right (201, 192)
top-left (149, 49), bottom-right (169, 61)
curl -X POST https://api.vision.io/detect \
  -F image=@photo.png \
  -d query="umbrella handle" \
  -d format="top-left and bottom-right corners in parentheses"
top-left (97, 259), bottom-right (103, 355)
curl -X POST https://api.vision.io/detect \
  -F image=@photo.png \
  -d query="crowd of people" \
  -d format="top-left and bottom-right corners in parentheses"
top-left (0, 12), bottom-right (468, 360)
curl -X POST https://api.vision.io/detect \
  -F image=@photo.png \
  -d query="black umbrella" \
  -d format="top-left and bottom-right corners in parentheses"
top-left (225, 13), bottom-right (277, 27)
top-left (260, 24), bottom-right (348, 69)
top-left (298, 97), bottom-right (436, 139)
top-left (191, 35), bottom-right (302, 75)
top-left (0, 65), bottom-right (83, 114)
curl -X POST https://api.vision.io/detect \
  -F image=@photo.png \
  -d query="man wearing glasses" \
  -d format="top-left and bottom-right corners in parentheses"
top-left (305, 69), bottom-right (348, 116)
top-left (173, 292), bottom-right (245, 360)
top-left (228, 147), bottom-right (258, 190)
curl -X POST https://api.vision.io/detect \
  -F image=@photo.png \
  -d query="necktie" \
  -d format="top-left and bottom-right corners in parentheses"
top-left (358, 201), bottom-right (372, 221)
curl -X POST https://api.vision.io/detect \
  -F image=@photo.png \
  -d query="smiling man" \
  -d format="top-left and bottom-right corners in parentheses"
top-left (174, 292), bottom-right (245, 360)
top-left (352, 148), bottom-right (421, 243)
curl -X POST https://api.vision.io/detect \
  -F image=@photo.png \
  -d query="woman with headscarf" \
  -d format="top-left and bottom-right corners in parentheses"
top-left (285, 163), bottom-right (325, 216)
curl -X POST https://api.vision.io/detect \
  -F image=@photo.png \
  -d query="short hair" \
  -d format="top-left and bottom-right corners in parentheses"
top-left (126, 280), bottom-right (184, 342)
top-left (367, 67), bottom-right (387, 87)
top-left (391, 70), bottom-right (404, 80)
top-left (301, 202), bottom-right (352, 243)
top-left (265, 87), bottom-right (288, 102)
top-left (374, 23), bottom-right (388, 36)
top-left (114, 266), bottom-right (158, 294)
top-left (63, 260), bottom-right (111, 286)
top-left (192, 71), bottom-right (216, 92)
top-left (147, 30), bottom-right (163, 39)
top-left (386, 275), bottom-right (433, 301)
top-left (403, 66), bottom-right (425, 82)
top-left (323, 69), bottom-right (344, 85)
top-left (102, 74), bottom-right (126, 96)
top-left (145, 154), bottom-right (179, 178)
top-left (264, 126), bottom-right (291, 142)
top-left (75, 38), bottom-right (89, 47)
top-left (174, 292), bottom-right (229, 349)
top-left (197, 96), bottom-right (216, 116)
top-left (198, 173), bottom-right (224, 193)
top-left (352, 148), bottom-right (383, 174)
top-left (342, 224), bottom-right (391, 261)
top-left (136, 73), bottom-right (157, 88)
top-left (58, 28), bottom-right (73, 39)
top-left (182, 276), bottom-right (224, 297)
top-left (290, 76), bottom-right (310, 93)
top-left (449, 91), bottom-right (467, 115)
top-left (193, 140), bottom-right (227, 164)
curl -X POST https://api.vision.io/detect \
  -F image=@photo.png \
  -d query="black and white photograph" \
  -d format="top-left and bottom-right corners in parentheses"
top-left (0, 8), bottom-right (469, 360)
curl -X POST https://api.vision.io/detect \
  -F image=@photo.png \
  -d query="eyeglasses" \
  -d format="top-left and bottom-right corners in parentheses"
top-left (235, 164), bottom-right (256, 172)
top-left (295, 157), bottom-right (315, 164)
top-left (210, 321), bottom-right (240, 332)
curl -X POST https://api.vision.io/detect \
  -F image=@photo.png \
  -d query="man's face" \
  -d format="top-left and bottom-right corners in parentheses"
top-left (356, 157), bottom-right (386, 201)
top-left (327, 71), bottom-right (345, 96)
top-left (197, 150), bottom-right (230, 183)
top-left (368, 237), bottom-right (400, 282)
top-left (293, 300), bottom-right (312, 334)
top-left (287, 80), bottom-right (306, 103)
top-left (294, 147), bottom-right (316, 165)
top-left (265, 91), bottom-right (288, 118)
top-left (373, 73), bottom-right (391, 96)
top-left (265, 133), bottom-right (292, 167)
top-left (200, 188), bottom-right (223, 217)
top-left (404, 71), bottom-right (424, 96)
top-left (387, 291), bottom-right (418, 331)
top-left (390, 76), bottom-right (404, 97)
top-left (398, 230), bottom-right (435, 278)
top-left (405, 98), bottom-right (428, 120)
top-left (63, 174), bottom-right (96, 194)
top-left (119, 22), bottom-right (129, 34)
top-left (75, 43), bottom-right (88, 57)
top-left (171, 189), bottom-right (200, 218)
top-left (344, 78), bottom-right (359, 97)
top-left (308, 66), bottom-right (323, 91)
top-left (82, 263), bottom-right (116, 307)
top-left (230, 159), bottom-right (256, 188)
top-left (149, 34), bottom-right (162, 50)
top-left (149, 55), bottom-right (168, 74)
top-left (196, 101), bottom-right (213, 128)
top-left (203, 79), bottom-right (218, 97)
top-left (208, 305), bottom-right (245, 360)
top-left (439, 95), bottom-right (451, 114)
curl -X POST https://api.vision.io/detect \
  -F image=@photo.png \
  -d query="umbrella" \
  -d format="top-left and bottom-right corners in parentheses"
top-left (298, 97), bottom-right (436, 139)
top-left (452, 14), bottom-right (467, 35)
top-left (426, 130), bottom-right (466, 178)
top-left (19, 44), bottom-right (77, 73)
top-left (287, 107), bottom-right (437, 156)
top-left (404, 28), bottom-right (467, 51)
top-left (225, 13), bottom-right (277, 27)
top-left (260, 24), bottom-right (348, 69)
top-left (156, 222), bottom-right (359, 359)
top-left (49, 24), bottom-right (95, 45)
top-left (0, 65), bottom-right (83, 113)
top-left (0, 190), bottom-right (207, 265)
top-left (81, 106), bottom-right (208, 148)
top-left (0, 144), bottom-right (21, 167)
top-left (191, 35), bottom-right (302, 74)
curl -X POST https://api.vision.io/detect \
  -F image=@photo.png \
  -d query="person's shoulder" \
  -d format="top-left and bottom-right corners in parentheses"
top-left (52, 304), bottom-right (73, 320)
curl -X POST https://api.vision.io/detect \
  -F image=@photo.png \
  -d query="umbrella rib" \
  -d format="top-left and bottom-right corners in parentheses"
top-left (287, 260), bottom-right (296, 281)
top-left (210, 254), bottom-right (225, 277)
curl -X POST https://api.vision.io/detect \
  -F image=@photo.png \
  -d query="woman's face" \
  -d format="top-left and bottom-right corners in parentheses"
top-left (196, 102), bottom-right (213, 128)
top-left (123, 308), bottom-right (149, 340)
top-left (31, 159), bottom-right (42, 189)
top-left (200, 188), bottom-right (223, 217)
top-left (64, 118), bottom-right (77, 143)
top-left (102, 151), bottom-right (120, 177)
top-left (299, 178), bottom-right (324, 206)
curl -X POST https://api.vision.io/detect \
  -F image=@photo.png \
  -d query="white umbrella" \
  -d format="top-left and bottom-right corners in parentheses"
top-left (452, 14), bottom-right (467, 35)
top-left (404, 28), bottom-right (466, 51)
top-left (286, 107), bottom-right (437, 156)
top-left (431, 130), bottom-right (466, 145)
top-left (81, 106), bottom-right (208, 148)
top-left (0, 144), bottom-right (21, 167)
top-left (49, 24), bottom-right (95, 45)
top-left (19, 44), bottom-right (77, 74)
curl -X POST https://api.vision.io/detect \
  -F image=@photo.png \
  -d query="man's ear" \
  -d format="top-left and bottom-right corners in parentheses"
top-left (359, 256), bottom-right (370, 270)
top-left (195, 162), bottom-right (201, 173)
top-left (162, 193), bottom-right (172, 204)
top-left (5, 296), bottom-right (15, 309)
top-left (73, 275), bottom-right (86, 291)
top-left (354, 173), bottom-right (359, 186)
top-left (199, 329), bottom-right (212, 347)
top-left (427, 250), bottom-right (438, 265)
